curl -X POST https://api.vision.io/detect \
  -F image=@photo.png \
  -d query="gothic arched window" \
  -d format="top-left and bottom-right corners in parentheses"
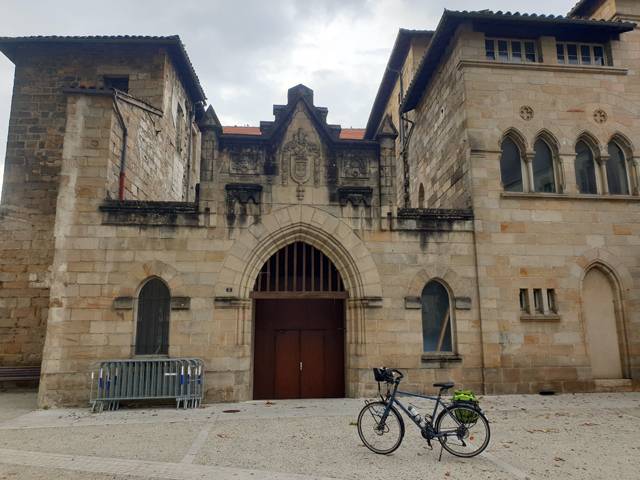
top-left (135, 278), bottom-right (170, 355)
top-left (532, 138), bottom-right (556, 192)
top-left (418, 184), bottom-right (425, 208)
top-left (575, 141), bottom-right (598, 194)
top-left (606, 142), bottom-right (630, 195)
top-left (421, 281), bottom-right (453, 353)
top-left (500, 137), bottom-right (524, 192)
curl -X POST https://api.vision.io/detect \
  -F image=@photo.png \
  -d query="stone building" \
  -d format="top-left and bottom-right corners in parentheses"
top-left (0, 0), bottom-right (638, 406)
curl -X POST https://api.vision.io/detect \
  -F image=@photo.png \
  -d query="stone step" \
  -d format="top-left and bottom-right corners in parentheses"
top-left (593, 378), bottom-right (634, 392)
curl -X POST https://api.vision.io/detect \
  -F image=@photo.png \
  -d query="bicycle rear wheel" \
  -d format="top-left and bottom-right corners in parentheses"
top-left (435, 405), bottom-right (490, 458)
top-left (357, 401), bottom-right (405, 454)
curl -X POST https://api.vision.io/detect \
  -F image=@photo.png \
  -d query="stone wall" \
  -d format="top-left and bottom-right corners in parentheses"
top-left (407, 25), bottom-right (472, 209)
top-left (461, 24), bottom-right (640, 393)
top-left (37, 83), bottom-right (483, 406)
top-left (0, 43), bottom-right (200, 370)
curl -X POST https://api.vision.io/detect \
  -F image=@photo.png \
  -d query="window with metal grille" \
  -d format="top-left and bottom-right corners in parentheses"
top-left (135, 278), bottom-right (170, 355)
top-left (253, 242), bottom-right (345, 295)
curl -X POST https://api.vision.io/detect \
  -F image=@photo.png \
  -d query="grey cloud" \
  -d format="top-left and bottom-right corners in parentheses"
top-left (0, 0), bottom-right (576, 186)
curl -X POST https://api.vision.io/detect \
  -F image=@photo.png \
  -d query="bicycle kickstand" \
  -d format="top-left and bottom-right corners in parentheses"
top-left (438, 444), bottom-right (444, 462)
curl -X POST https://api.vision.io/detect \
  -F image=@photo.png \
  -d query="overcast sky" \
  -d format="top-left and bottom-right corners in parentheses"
top-left (0, 0), bottom-right (573, 194)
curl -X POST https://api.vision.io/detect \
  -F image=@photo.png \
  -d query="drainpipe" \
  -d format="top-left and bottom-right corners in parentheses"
top-left (185, 105), bottom-right (195, 202)
top-left (112, 90), bottom-right (128, 201)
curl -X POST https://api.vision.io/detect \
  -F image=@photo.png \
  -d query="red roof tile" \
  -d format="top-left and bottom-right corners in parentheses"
top-left (339, 128), bottom-right (366, 140)
top-left (222, 126), bottom-right (262, 135)
top-left (222, 126), bottom-right (366, 140)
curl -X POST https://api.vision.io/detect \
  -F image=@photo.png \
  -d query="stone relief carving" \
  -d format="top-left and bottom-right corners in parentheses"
top-left (519, 105), bottom-right (534, 121)
top-left (339, 151), bottom-right (370, 179)
top-left (593, 109), bottom-right (607, 124)
top-left (228, 146), bottom-right (264, 175)
top-left (281, 128), bottom-right (320, 187)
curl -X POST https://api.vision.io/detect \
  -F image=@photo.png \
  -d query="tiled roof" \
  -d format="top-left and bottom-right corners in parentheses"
top-left (364, 29), bottom-right (433, 139)
top-left (339, 128), bottom-right (366, 140)
top-left (0, 35), bottom-right (206, 102)
top-left (401, 9), bottom-right (636, 112)
top-left (568, 0), bottom-right (598, 17)
top-left (222, 126), bottom-right (365, 140)
top-left (222, 126), bottom-right (262, 135)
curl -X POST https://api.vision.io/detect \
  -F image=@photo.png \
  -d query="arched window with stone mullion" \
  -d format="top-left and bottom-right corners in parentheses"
top-left (606, 141), bottom-right (630, 195)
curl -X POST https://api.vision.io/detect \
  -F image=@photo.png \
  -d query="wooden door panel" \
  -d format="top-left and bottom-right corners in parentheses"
top-left (254, 299), bottom-right (345, 400)
top-left (324, 328), bottom-right (345, 398)
top-left (274, 330), bottom-right (300, 399)
top-left (301, 330), bottom-right (325, 398)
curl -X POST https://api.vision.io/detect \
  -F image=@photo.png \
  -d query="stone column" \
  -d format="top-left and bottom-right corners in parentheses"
top-left (631, 157), bottom-right (640, 195)
top-left (598, 155), bottom-right (610, 194)
top-left (525, 153), bottom-right (535, 192)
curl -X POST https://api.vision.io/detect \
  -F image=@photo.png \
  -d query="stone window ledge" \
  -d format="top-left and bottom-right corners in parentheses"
top-left (520, 313), bottom-right (561, 322)
top-left (501, 192), bottom-right (640, 202)
top-left (421, 353), bottom-right (462, 366)
top-left (460, 59), bottom-right (628, 76)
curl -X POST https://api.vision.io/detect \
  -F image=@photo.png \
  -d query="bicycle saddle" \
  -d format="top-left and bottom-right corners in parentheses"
top-left (433, 382), bottom-right (455, 389)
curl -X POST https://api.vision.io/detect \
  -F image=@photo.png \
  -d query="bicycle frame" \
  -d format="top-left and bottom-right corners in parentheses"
top-left (378, 380), bottom-right (458, 438)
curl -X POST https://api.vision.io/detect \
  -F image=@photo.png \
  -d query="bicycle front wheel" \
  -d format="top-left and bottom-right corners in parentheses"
top-left (357, 401), bottom-right (405, 455)
top-left (435, 405), bottom-right (490, 458)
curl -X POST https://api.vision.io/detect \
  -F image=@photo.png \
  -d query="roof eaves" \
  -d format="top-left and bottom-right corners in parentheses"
top-left (0, 35), bottom-right (206, 103)
top-left (401, 9), bottom-right (636, 112)
top-left (364, 28), bottom-right (433, 139)
top-left (568, 0), bottom-right (596, 17)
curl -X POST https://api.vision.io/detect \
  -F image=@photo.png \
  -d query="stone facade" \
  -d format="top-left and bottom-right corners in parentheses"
top-left (1, 1), bottom-right (639, 406)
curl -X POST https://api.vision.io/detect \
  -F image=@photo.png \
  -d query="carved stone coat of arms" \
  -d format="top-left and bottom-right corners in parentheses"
top-left (281, 128), bottom-right (320, 186)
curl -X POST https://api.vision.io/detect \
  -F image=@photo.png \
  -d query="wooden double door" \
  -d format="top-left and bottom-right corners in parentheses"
top-left (253, 298), bottom-right (345, 399)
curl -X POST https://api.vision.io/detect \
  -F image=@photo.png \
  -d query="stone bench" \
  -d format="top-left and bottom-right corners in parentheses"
top-left (0, 366), bottom-right (41, 383)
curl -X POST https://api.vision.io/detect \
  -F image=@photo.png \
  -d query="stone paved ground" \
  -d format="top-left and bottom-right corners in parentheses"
top-left (0, 390), bottom-right (638, 480)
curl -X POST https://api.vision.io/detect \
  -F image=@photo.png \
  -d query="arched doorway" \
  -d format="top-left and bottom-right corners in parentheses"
top-left (582, 267), bottom-right (624, 379)
top-left (252, 241), bottom-right (346, 399)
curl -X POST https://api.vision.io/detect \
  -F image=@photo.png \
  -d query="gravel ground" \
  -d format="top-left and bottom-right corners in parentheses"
top-left (0, 391), bottom-right (638, 480)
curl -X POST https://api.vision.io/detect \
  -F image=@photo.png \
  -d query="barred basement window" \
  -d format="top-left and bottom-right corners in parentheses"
top-left (135, 278), bottom-right (170, 355)
top-left (557, 42), bottom-right (607, 66)
top-left (485, 38), bottom-right (538, 63)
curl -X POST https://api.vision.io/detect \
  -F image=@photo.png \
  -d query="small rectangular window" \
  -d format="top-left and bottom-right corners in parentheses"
top-left (524, 42), bottom-right (536, 62)
top-left (519, 289), bottom-right (530, 314)
top-left (533, 289), bottom-right (544, 314)
top-left (498, 40), bottom-right (509, 62)
top-left (593, 46), bottom-right (605, 66)
top-left (103, 76), bottom-right (129, 93)
top-left (547, 289), bottom-right (557, 313)
top-left (557, 44), bottom-right (565, 64)
top-left (567, 44), bottom-right (579, 64)
top-left (581, 45), bottom-right (592, 64)
top-left (511, 41), bottom-right (522, 62)
top-left (485, 39), bottom-right (495, 60)
top-left (485, 38), bottom-right (540, 64)
top-left (558, 42), bottom-right (607, 66)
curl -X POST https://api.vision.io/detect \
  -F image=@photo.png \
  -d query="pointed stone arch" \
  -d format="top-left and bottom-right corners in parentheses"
top-left (580, 260), bottom-right (630, 380)
top-left (575, 130), bottom-right (603, 159)
top-left (216, 205), bottom-right (382, 301)
top-left (114, 260), bottom-right (185, 298)
top-left (533, 128), bottom-right (563, 192)
top-left (500, 127), bottom-right (528, 153)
